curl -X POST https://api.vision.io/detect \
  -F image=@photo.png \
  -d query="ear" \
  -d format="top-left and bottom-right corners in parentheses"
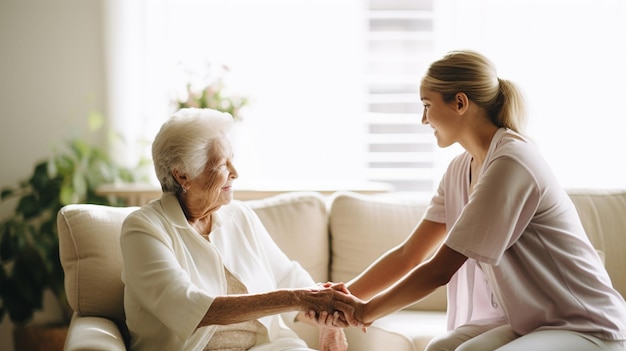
top-left (172, 169), bottom-right (188, 188)
top-left (455, 92), bottom-right (470, 114)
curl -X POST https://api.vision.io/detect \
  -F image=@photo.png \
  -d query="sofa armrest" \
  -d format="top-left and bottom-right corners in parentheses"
top-left (64, 313), bottom-right (127, 351)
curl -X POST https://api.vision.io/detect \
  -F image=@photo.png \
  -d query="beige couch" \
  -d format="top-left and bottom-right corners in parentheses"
top-left (57, 189), bottom-right (626, 351)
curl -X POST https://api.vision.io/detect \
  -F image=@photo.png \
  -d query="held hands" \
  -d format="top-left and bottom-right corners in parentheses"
top-left (300, 282), bottom-right (366, 351)
top-left (303, 282), bottom-right (369, 331)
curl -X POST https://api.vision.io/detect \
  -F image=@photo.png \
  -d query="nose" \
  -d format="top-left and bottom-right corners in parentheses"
top-left (421, 109), bottom-right (428, 125)
top-left (229, 162), bottom-right (239, 179)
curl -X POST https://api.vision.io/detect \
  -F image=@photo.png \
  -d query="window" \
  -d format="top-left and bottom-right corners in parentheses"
top-left (104, 0), bottom-right (626, 195)
top-left (365, 0), bottom-right (436, 195)
top-left (431, 0), bottom-right (626, 189)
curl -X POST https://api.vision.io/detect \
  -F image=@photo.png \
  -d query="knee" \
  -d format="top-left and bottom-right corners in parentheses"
top-left (455, 342), bottom-right (483, 351)
top-left (426, 339), bottom-right (488, 351)
top-left (425, 335), bottom-right (458, 351)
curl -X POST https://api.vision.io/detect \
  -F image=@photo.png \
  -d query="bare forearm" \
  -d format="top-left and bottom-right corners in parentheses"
top-left (361, 245), bottom-right (467, 324)
top-left (348, 247), bottom-right (422, 300)
top-left (364, 268), bottom-right (442, 323)
top-left (198, 289), bottom-right (299, 327)
top-left (348, 221), bottom-right (446, 300)
top-left (198, 287), bottom-right (342, 328)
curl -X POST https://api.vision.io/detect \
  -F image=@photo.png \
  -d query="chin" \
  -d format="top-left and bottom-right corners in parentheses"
top-left (435, 137), bottom-right (453, 148)
top-left (436, 139), bottom-right (448, 148)
top-left (219, 193), bottom-right (234, 205)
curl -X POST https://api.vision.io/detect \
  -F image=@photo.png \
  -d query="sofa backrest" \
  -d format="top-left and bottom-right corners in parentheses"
top-left (245, 191), bottom-right (330, 282)
top-left (567, 189), bottom-right (626, 298)
top-left (328, 191), bottom-right (447, 312)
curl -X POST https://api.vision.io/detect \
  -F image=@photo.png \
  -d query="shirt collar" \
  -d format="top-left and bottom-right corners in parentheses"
top-left (159, 192), bottom-right (228, 232)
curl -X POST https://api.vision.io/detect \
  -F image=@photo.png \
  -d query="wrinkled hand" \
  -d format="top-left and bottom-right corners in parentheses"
top-left (299, 283), bottom-right (353, 328)
top-left (319, 327), bottom-right (348, 351)
top-left (303, 282), bottom-right (368, 330)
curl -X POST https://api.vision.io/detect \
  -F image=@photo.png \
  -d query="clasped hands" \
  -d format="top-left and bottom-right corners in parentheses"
top-left (304, 282), bottom-right (370, 331)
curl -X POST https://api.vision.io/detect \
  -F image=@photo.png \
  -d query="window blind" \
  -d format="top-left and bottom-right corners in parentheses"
top-left (365, 0), bottom-right (436, 193)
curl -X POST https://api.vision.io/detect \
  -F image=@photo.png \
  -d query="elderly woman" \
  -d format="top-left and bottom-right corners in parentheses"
top-left (120, 108), bottom-right (352, 351)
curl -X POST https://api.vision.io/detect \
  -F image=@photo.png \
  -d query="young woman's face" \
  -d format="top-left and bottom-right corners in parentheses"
top-left (420, 87), bottom-right (461, 148)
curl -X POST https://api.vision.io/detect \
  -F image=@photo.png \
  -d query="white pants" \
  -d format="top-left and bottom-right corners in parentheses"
top-left (425, 323), bottom-right (625, 351)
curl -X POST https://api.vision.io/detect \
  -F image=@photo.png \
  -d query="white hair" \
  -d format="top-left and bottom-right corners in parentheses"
top-left (152, 108), bottom-right (233, 193)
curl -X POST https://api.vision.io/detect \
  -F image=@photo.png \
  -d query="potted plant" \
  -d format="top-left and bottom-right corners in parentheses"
top-left (0, 135), bottom-right (144, 350)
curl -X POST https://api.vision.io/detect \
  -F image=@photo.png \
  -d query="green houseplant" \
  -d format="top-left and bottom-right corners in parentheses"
top-left (0, 134), bottom-right (143, 348)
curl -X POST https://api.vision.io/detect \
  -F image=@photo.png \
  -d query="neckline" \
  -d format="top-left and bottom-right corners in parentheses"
top-left (466, 127), bottom-right (508, 195)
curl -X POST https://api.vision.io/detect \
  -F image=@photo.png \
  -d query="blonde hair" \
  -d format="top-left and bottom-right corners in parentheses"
top-left (152, 108), bottom-right (233, 193)
top-left (421, 50), bottom-right (527, 133)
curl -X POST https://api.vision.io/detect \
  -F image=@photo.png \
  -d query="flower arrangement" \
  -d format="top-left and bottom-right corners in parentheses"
top-left (175, 63), bottom-right (250, 122)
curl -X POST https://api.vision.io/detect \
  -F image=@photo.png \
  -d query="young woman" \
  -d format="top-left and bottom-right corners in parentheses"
top-left (333, 50), bottom-right (626, 351)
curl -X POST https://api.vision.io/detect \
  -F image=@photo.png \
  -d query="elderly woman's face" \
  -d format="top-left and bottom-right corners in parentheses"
top-left (188, 136), bottom-right (238, 208)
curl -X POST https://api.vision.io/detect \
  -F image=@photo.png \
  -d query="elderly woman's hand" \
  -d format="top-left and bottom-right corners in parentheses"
top-left (319, 327), bottom-right (348, 351)
top-left (300, 282), bottom-right (368, 329)
top-left (297, 286), bottom-right (353, 327)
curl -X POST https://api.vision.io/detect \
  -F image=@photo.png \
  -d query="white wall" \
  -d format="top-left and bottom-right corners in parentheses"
top-left (0, 0), bottom-right (106, 349)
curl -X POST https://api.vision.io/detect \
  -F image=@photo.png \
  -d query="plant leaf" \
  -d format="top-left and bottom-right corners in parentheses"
top-left (72, 172), bottom-right (87, 201)
top-left (87, 110), bottom-right (104, 132)
top-left (1, 188), bottom-right (14, 200)
top-left (59, 184), bottom-right (77, 205)
top-left (0, 221), bottom-right (18, 260)
top-left (2, 279), bottom-right (35, 324)
top-left (54, 154), bottom-right (74, 176)
top-left (16, 195), bottom-right (39, 219)
top-left (29, 161), bottom-right (51, 193)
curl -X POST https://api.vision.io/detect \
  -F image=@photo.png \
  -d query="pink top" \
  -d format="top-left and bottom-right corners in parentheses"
top-left (426, 128), bottom-right (626, 340)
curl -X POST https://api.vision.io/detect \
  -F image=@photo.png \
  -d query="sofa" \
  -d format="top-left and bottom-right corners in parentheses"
top-left (57, 189), bottom-right (626, 351)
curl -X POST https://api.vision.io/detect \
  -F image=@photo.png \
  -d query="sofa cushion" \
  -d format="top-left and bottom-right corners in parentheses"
top-left (373, 310), bottom-right (448, 350)
top-left (246, 191), bottom-right (330, 283)
top-left (329, 191), bottom-right (447, 312)
top-left (567, 189), bottom-right (626, 298)
top-left (57, 204), bottom-right (138, 324)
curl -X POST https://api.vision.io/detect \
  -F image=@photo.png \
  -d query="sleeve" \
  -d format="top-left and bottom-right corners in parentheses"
top-left (424, 172), bottom-right (446, 223)
top-left (424, 152), bottom-right (468, 224)
top-left (120, 212), bottom-right (214, 341)
top-left (444, 156), bottom-right (541, 265)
